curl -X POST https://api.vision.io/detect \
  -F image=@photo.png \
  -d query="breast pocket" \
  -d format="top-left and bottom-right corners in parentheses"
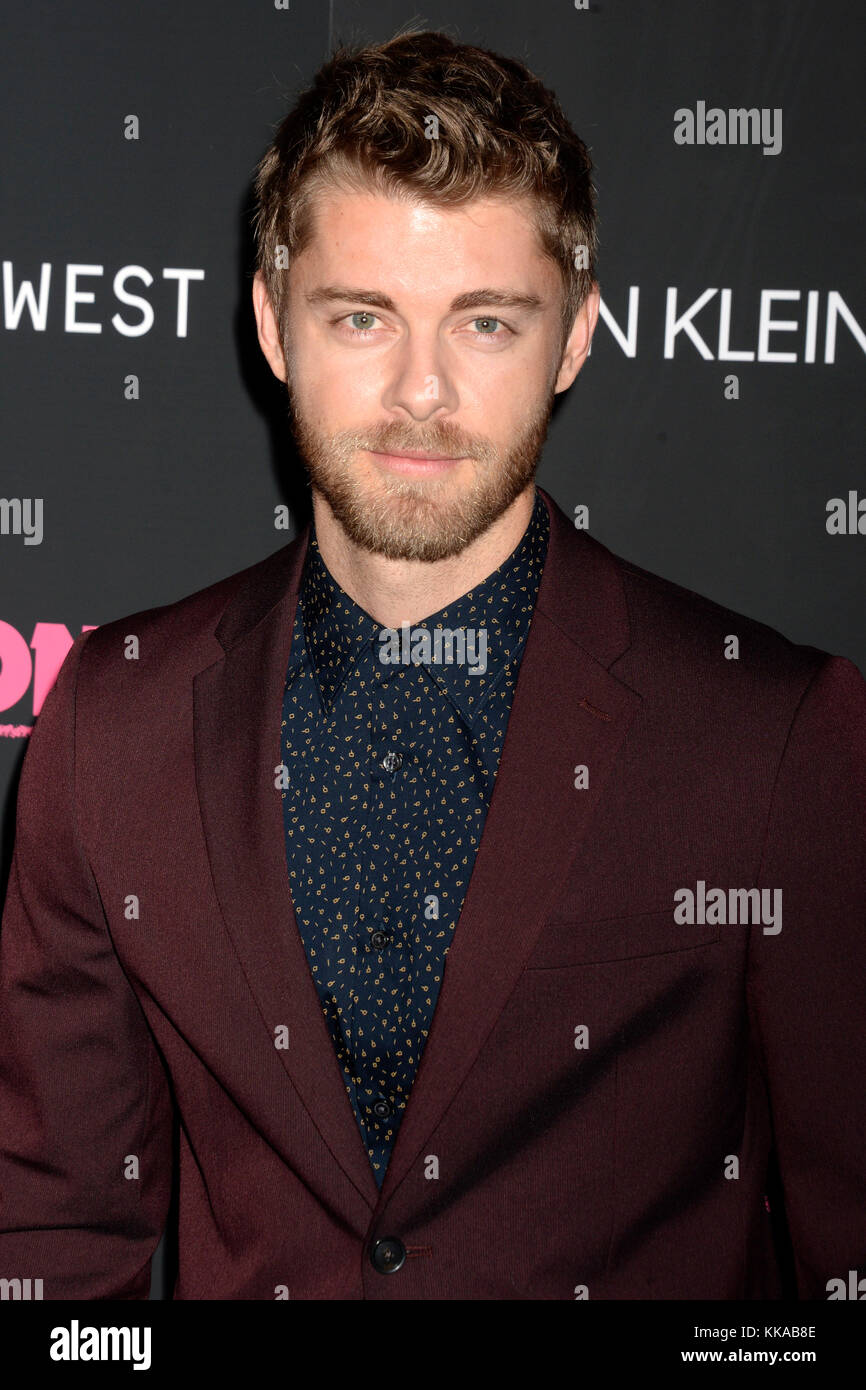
top-left (525, 907), bottom-right (720, 968)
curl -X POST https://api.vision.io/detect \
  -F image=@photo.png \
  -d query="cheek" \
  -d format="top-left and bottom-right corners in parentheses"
top-left (462, 362), bottom-right (549, 425)
top-left (293, 358), bottom-right (379, 430)
top-left (310, 345), bottom-right (387, 415)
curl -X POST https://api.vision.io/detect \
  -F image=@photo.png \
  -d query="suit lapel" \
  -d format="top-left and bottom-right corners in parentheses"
top-left (193, 529), bottom-right (382, 1212)
top-left (376, 491), bottom-right (643, 1203)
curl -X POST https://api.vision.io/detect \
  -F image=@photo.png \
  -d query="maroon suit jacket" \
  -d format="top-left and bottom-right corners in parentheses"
top-left (1, 485), bottom-right (865, 1300)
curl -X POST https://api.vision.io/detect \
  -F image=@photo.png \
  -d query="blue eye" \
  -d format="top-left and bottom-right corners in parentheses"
top-left (346, 311), bottom-right (378, 334)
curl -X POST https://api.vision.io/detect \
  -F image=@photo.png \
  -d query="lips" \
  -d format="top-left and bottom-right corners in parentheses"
top-left (370, 448), bottom-right (465, 461)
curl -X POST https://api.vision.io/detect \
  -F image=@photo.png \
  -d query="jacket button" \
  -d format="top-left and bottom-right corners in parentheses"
top-left (370, 1237), bottom-right (406, 1274)
top-left (370, 930), bottom-right (391, 950)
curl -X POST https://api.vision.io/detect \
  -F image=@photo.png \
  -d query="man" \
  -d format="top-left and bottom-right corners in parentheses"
top-left (1, 30), bottom-right (864, 1301)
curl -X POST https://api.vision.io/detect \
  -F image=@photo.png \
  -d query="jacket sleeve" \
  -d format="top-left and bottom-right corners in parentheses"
top-left (0, 630), bottom-right (174, 1299)
top-left (748, 652), bottom-right (866, 1299)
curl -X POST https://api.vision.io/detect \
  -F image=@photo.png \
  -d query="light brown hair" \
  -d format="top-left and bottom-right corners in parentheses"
top-left (253, 28), bottom-right (598, 365)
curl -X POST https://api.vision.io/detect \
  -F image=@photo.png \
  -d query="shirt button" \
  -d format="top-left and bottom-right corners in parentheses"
top-left (370, 1237), bottom-right (406, 1274)
top-left (370, 929), bottom-right (391, 950)
top-left (372, 1098), bottom-right (392, 1119)
top-left (379, 750), bottom-right (403, 774)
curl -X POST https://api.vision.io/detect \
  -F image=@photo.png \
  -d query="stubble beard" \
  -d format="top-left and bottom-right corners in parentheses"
top-left (285, 380), bottom-right (557, 562)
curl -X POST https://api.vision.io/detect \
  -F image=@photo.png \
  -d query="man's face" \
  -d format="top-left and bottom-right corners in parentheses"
top-left (255, 186), bottom-right (596, 561)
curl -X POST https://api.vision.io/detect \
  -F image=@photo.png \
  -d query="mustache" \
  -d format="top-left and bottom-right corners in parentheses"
top-left (357, 426), bottom-right (486, 458)
top-left (286, 398), bottom-right (479, 458)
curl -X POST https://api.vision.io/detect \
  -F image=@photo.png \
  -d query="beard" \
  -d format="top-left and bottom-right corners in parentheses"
top-left (284, 378), bottom-right (557, 563)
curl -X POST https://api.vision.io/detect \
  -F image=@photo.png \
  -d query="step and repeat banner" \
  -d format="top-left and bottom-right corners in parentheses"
top-left (1, 1), bottom-right (863, 1302)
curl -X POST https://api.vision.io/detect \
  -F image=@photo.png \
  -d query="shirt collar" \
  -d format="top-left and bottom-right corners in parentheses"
top-left (297, 487), bottom-right (549, 724)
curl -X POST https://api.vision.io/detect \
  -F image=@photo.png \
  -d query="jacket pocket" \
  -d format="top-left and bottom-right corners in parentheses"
top-left (526, 907), bottom-right (720, 968)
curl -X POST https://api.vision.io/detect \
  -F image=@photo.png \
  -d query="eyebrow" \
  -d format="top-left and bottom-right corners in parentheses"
top-left (304, 285), bottom-right (545, 314)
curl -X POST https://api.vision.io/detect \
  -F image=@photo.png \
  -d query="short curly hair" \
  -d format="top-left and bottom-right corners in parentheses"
top-left (253, 28), bottom-right (598, 366)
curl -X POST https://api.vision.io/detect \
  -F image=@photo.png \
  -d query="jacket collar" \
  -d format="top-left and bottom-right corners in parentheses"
top-left (214, 485), bottom-right (632, 674)
top-left (292, 488), bottom-right (549, 725)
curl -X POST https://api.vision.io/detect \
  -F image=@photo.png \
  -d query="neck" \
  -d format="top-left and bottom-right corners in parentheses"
top-left (309, 484), bottom-right (537, 628)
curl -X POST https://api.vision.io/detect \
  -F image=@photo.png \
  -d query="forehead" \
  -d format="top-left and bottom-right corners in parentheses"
top-left (293, 185), bottom-right (557, 300)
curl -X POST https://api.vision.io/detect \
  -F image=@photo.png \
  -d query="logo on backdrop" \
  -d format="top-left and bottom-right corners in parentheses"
top-left (1, 263), bottom-right (205, 336)
top-left (594, 289), bottom-right (863, 362)
top-left (0, 622), bottom-right (97, 737)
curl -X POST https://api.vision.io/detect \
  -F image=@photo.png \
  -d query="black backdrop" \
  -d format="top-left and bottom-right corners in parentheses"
top-left (1, 1), bottom-right (863, 1300)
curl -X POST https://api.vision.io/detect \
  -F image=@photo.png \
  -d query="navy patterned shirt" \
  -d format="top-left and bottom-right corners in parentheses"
top-left (280, 487), bottom-right (549, 1186)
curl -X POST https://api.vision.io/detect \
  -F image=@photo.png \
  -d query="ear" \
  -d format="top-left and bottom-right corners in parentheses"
top-left (554, 282), bottom-right (600, 393)
top-left (252, 270), bottom-right (288, 383)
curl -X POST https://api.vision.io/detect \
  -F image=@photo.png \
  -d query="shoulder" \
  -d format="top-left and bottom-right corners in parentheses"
top-left (76, 537), bottom-right (301, 688)
top-left (615, 550), bottom-right (827, 687)
top-left (581, 535), bottom-right (862, 740)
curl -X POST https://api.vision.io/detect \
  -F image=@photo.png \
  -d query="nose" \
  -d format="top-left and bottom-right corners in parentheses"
top-left (380, 333), bottom-right (459, 420)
